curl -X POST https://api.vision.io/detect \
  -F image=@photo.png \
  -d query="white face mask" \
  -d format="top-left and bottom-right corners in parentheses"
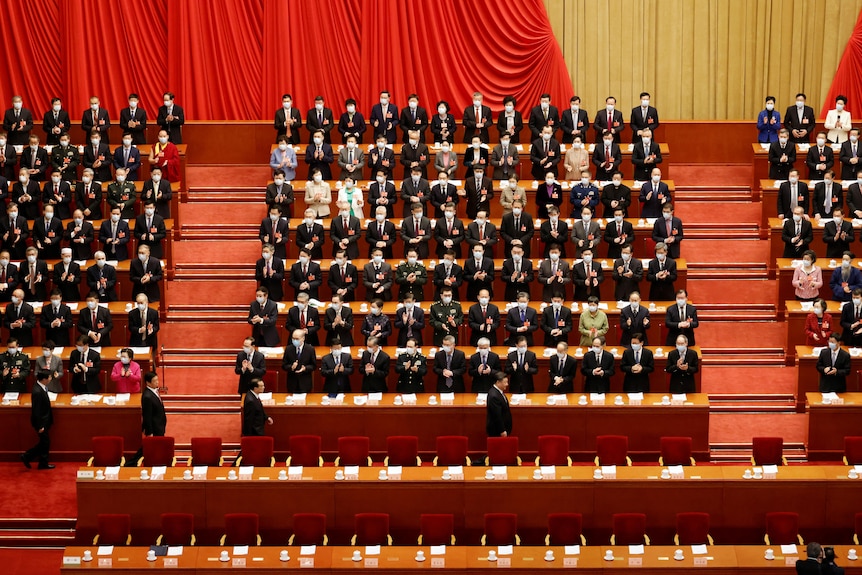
top-left (621, 253), bottom-right (631, 261)
top-left (372, 255), bottom-right (383, 264)
top-left (335, 258), bottom-right (345, 266)
top-left (631, 343), bottom-right (642, 352)
top-left (676, 345), bottom-right (687, 353)
top-left (96, 259), bottom-right (106, 267)
top-left (677, 298), bottom-right (687, 306)
top-left (12, 102), bottom-right (21, 110)
top-left (542, 133), bottom-right (552, 141)
top-left (158, 137), bottom-right (168, 144)
top-left (409, 139), bottom-right (418, 147)
top-left (346, 141), bottom-right (356, 150)
top-left (0, 139), bottom-right (5, 146)
top-left (549, 252), bottom-right (560, 261)
top-left (441, 296), bottom-right (452, 305)
top-left (837, 103), bottom-right (845, 112)
top-left (407, 257), bottom-right (417, 265)
top-left (243, 346), bottom-right (253, 354)
top-left (583, 255), bottom-right (593, 264)
top-left (313, 137), bottom-right (323, 145)
top-left (10, 296), bottom-right (19, 305)
top-left (278, 144), bottom-right (287, 152)
top-left (472, 142), bottom-right (481, 149)
top-left (545, 178), bottom-right (554, 186)
top-left (255, 296), bottom-right (265, 304)
top-left (606, 104), bottom-right (615, 112)
top-left (572, 142), bottom-right (582, 149)
top-left (662, 212), bottom-right (672, 220)
top-left (852, 135), bottom-right (859, 143)
top-left (315, 103), bottom-right (324, 111)
top-left (473, 99), bottom-right (482, 108)
top-left (27, 255), bottom-right (36, 263)
top-left (512, 208), bottom-right (522, 216)
top-left (817, 138), bottom-right (826, 146)
top-left (779, 138), bottom-right (788, 144)
top-left (116, 175), bottom-right (126, 183)
top-left (445, 211), bottom-right (454, 219)
top-left (614, 215), bottom-right (623, 223)
top-left (571, 104), bottom-right (579, 112)
top-left (789, 177), bottom-right (798, 184)
top-left (792, 214), bottom-right (802, 222)
top-left (346, 105), bottom-right (355, 114)
top-left (475, 218), bottom-right (485, 226)
top-left (51, 175), bottom-right (61, 184)
top-left (802, 259), bottom-right (812, 268)
top-left (62, 257), bottom-right (71, 264)
top-left (43, 349), bottom-right (52, 358)
top-left (642, 99), bottom-right (650, 107)
top-left (479, 297), bottom-right (489, 305)
top-left (377, 142), bottom-right (386, 149)
top-left (122, 139), bottom-right (132, 146)
top-left (438, 106), bottom-right (447, 114)
top-left (45, 212), bottom-right (53, 220)
top-left (380, 98), bottom-right (389, 106)
top-left (441, 145), bottom-right (450, 153)
top-left (652, 175), bottom-right (661, 183)
top-left (796, 101), bottom-right (805, 108)
top-left (313, 174), bottom-right (323, 183)
top-left (90, 103), bottom-right (99, 111)
top-left (765, 103), bottom-right (774, 111)
top-left (282, 102), bottom-right (291, 110)
top-left (588, 305), bottom-right (598, 313)
top-left (582, 214), bottom-right (591, 222)
top-left (829, 342), bottom-right (838, 350)
top-left (299, 256), bottom-right (309, 265)
top-left (18, 176), bottom-right (27, 184)
top-left (86, 300), bottom-right (97, 309)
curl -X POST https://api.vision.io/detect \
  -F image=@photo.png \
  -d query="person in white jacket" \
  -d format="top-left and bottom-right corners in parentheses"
top-left (336, 176), bottom-right (365, 219)
top-left (825, 95), bottom-right (852, 144)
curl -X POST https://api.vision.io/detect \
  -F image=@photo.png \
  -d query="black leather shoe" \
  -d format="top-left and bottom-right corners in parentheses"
top-left (20, 454), bottom-right (31, 469)
top-left (37, 463), bottom-right (55, 470)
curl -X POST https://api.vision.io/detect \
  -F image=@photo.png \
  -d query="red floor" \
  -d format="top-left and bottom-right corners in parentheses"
top-left (0, 548), bottom-right (64, 575)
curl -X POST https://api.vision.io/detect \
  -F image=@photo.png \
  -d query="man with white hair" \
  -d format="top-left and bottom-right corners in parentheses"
top-left (468, 337), bottom-right (501, 393)
top-left (86, 251), bottom-right (118, 302)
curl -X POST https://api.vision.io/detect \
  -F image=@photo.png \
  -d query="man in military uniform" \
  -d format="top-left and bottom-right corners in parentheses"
top-left (429, 287), bottom-right (464, 345)
top-left (106, 167), bottom-right (137, 219)
top-left (50, 133), bottom-right (79, 183)
top-left (0, 336), bottom-right (30, 392)
top-left (395, 247), bottom-right (428, 301)
top-left (394, 338), bottom-right (427, 393)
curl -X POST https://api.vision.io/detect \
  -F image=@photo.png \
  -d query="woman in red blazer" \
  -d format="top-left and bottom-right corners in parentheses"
top-left (804, 298), bottom-right (834, 346)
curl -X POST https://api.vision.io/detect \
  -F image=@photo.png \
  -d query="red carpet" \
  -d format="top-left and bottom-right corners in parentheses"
top-left (0, 548), bottom-right (64, 575)
top-left (161, 366), bottom-right (242, 395)
top-left (710, 413), bottom-right (808, 444)
top-left (0, 463), bottom-right (78, 519)
top-left (686, 279), bottom-right (777, 305)
top-left (179, 202), bottom-right (265, 225)
top-left (171, 241), bottom-right (260, 266)
top-left (696, 323), bottom-right (787, 348)
top-left (186, 166), bottom-right (271, 188)
top-left (668, 164), bottom-right (752, 187)
top-left (674, 202), bottom-right (760, 222)
top-left (701, 366), bottom-right (797, 396)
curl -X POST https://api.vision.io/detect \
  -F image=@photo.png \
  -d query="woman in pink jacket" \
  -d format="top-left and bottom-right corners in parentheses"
top-left (110, 348), bottom-right (142, 393)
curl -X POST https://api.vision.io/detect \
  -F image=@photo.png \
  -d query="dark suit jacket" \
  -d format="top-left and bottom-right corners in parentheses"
top-left (77, 306), bottom-right (113, 346)
top-left (0, 216), bottom-right (28, 260)
top-left (666, 304), bottom-right (699, 346)
top-left (541, 305), bottom-right (573, 346)
top-left (3, 108), bottom-right (35, 146)
top-left (399, 216), bottom-right (433, 259)
top-left (305, 107), bottom-right (335, 143)
top-left (812, 182), bottom-right (844, 219)
top-left (0, 142), bottom-right (18, 180)
top-left (70, 348), bottom-right (101, 393)
top-left (499, 212), bottom-right (535, 258)
top-left (140, 179), bottom-right (173, 217)
top-left (462, 104), bottom-right (493, 143)
top-left (783, 104), bottom-right (816, 143)
top-left (98, 219), bottom-right (131, 261)
top-left (806, 145), bottom-right (835, 179)
top-left (631, 140), bottom-right (663, 180)
top-left (463, 256), bottom-right (495, 300)
top-left (12, 180), bottom-right (41, 219)
top-left (432, 262), bottom-right (463, 300)
top-left (604, 219), bottom-right (635, 259)
top-left (368, 149), bottom-right (396, 180)
top-left (134, 213), bottom-right (167, 259)
top-left (295, 222), bottom-right (326, 259)
top-left (840, 302), bottom-right (862, 347)
top-left (776, 181), bottom-right (810, 218)
top-left (621, 347), bottom-right (654, 392)
top-left (242, 392), bottom-right (268, 436)
top-left (112, 146), bottom-right (142, 180)
top-left (81, 108), bottom-right (111, 142)
top-left (540, 218), bottom-right (571, 258)
top-left (485, 385), bottom-right (512, 436)
top-left (592, 142), bottom-right (623, 178)
top-left (42, 109), bottom-right (72, 145)
top-left (581, 350), bottom-right (615, 392)
top-left (337, 111), bottom-right (366, 143)
top-left (330, 215), bottom-right (362, 259)
top-left (30, 384), bottom-right (53, 431)
top-left (18, 147), bottom-right (49, 180)
top-left (505, 350), bottom-right (538, 393)
top-left (75, 181), bottom-right (102, 219)
top-left (259, 216), bottom-right (290, 259)
top-left (840, 139), bottom-right (862, 180)
top-left (324, 305), bottom-right (354, 345)
top-left (87, 263), bottom-right (118, 302)
top-left (781, 219), bottom-right (813, 258)
top-left (81, 143), bottom-right (113, 181)
top-left (529, 137), bottom-right (562, 179)
top-left (665, 348), bottom-right (700, 393)
top-left (360, 349), bottom-right (390, 392)
top-left (275, 107), bottom-right (303, 143)
top-left (370, 104), bottom-right (400, 143)
top-left (505, 307), bottom-right (538, 346)
top-left (64, 220), bottom-right (94, 262)
top-left (129, 257), bottom-right (163, 302)
top-left (572, 260), bottom-right (604, 301)
top-left (465, 221), bottom-right (498, 249)
top-left (141, 387), bottom-right (166, 436)
top-left (129, 307), bottom-right (160, 347)
top-left (282, 344), bottom-right (317, 392)
top-left (248, 299), bottom-right (280, 346)
top-left (40, 302), bottom-right (73, 346)
top-left (393, 305), bottom-right (425, 346)
top-left (119, 107), bottom-right (148, 144)
top-left (620, 304), bottom-right (651, 346)
top-left (17, 259), bottom-right (49, 302)
top-left (400, 144), bottom-right (430, 178)
top-left (362, 261), bottom-right (393, 301)
top-left (560, 108), bottom-right (590, 143)
top-left (285, 306), bottom-right (320, 345)
top-left (768, 141), bottom-right (797, 179)
top-left (431, 113), bottom-right (458, 144)
top-left (823, 219), bottom-right (854, 258)
top-left (4, 301), bottom-right (35, 346)
top-left (548, 354), bottom-right (577, 393)
top-left (647, 257), bottom-right (678, 301)
top-left (501, 258), bottom-right (534, 302)
top-left (235, 351), bottom-right (266, 394)
top-left (321, 352), bottom-right (354, 393)
top-left (528, 105), bottom-right (561, 140)
top-left (157, 104), bottom-right (185, 143)
top-left (638, 180), bottom-right (671, 218)
top-left (430, 349), bottom-right (465, 392)
top-left (468, 303), bottom-right (501, 346)
top-left (612, 257), bottom-right (643, 301)
top-left (254, 256), bottom-right (285, 302)
top-left (593, 109), bottom-right (625, 143)
top-left (328, 263), bottom-right (359, 301)
top-left (35, 200), bottom-right (68, 246)
top-left (468, 351), bottom-right (501, 392)
top-left (630, 106), bottom-right (660, 141)
top-left (430, 183), bottom-right (459, 218)
top-left (816, 347), bottom-right (851, 392)
top-left (433, 217), bottom-right (466, 258)
top-left (651, 216), bottom-right (684, 259)
top-left (289, 261), bottom-right (322, 300)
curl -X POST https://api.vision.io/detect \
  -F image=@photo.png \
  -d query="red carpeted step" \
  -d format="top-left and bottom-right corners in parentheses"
top-left (679, 240), bottom-right (770, 264)
top-left (0, 548), bottom-right (65, 575)
top-left (159, 412), bottom-right (241, 445)
top-left (178, 203), bottom-right (266, 225)
top-left (668, 164), bottom-right (752, 187)
top-left (686, 278), bottom-right (777, 304)
top-left (171, 241), bottom-right (260, 265)
top-left (161, 366), bottom-right (244, 396)
top-left (701, 366), bottom-right (797, 395)
top-left (709, 413), bottom-right (808, 444)
top-left (159, 322), bottom-right (251, 347)
top-left (186, 166), bottom-right (272, 188)
top-left (695, 322), bottom-right (786, 348)
top-left (674, 202), bottom-right (761, 223)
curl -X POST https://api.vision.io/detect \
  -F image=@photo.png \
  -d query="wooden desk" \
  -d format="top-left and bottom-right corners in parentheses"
top-left (806, 392), bottom-right (862, 460)
top-left (782, 300), bottom-right (841, 358)
top-left (795, 345), bottom-right (862, 412)
top-left (767, 214), bottom-right (858, 265)
top-left (775, 258), bottom-right (861, 310)
top-left (0, 392), bottom-right (140, 461)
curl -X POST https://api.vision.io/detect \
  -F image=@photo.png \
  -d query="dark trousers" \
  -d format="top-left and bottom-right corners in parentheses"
top-left (23, 429), bottom-right (50, 465)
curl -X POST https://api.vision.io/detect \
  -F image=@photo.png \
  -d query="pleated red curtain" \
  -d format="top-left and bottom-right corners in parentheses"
top-left (822, 8), bottom-right (862, 118)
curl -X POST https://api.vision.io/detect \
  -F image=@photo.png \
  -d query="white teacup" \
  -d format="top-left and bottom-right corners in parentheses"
top-left (335, 470), bottom-right (345, 480)
top-left (415, 551), bottom-right (425, 562)
top-left (228, 470), bottom-right (237, 480)
top-left (850, 469), bottom-right (859, 479)
top-left (604, 550), bottom-right (614, 561)
top-left (485, 469), bottom-right (494, 480)
top-left (764, 549), bottom-right (774, 560)
top-left (280, 550), bottom-right (289, 562)
top-left (487, 550), bottom-right (497, 561)
top-left (183, 470), bottom-right (192, 480)
top-left (660, 468), bottom-right (671, 479)
top-left (578, 395), bottom-right (588, 405)
top-left (743, 469), bottom-right (752, 479)
top-left (145, 550), bottom-right (155, 562)
top-left (533, 469), bottom-right (543, 480)
top-left (220, 551), bottom-right (230, 562)
top-left (442, 470), bottom-right (451, 480)
top-left (352, 550), bottom-right (362, 561)
top-left (593, 469), bottom-right (603, 479)
top-left (848, 549), bottom-right (858, 560)
top-left (83, 550), bottom-right (93, 562)
top-left (545, 550), bottom-right (555, 561)
top-left (674, 549), bottom-right (684, 560)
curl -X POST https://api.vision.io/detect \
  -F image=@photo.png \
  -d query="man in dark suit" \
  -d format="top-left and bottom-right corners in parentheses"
top-left (619, 292), bottom-right (651, 346)
top-left (305, 132), bottom-right (334, 178)
top-left (823, 207), bottom-right (854, 258)
top-left (99, 208), bottom-right (131, 261)
top-left (21, 371), bottom-right (54, 470)
top-left (840, 288), bottom-right (862, 347)
top-left (652, 204), bottom-right (684, 259)
top-left (782, 206), bottom-right (813, 258)
top-left (330, 204), bottom-right (362, 259)
top-left (463, 135), bottom-right (489, 178)
top-left (527, 94), bottom-right (560, 140)
top-left (631, 128), bottom-right (662, 181)
top-left (294, 209), bottom-right (325, 260)
top-left (612, 245), bottom-right (643, 301)
top-left (362, 249), bottom-right (393, 301)
top-left (0, 205), bottom-right (28, 261)
top-left (505, 294), bottom-right (539, 345)
top-left (141, 167), bottom-right (173, 218)
top-left (666, 289), bottom-right (699, 345)
top-left (260, 206), bottom-right (290, 260)
top-left (593, 97), bottom-right (625, 143)
top-left (430, 173), bottom-right (459, 218)
top-left (65, 211), bottom-right (94, 262)
top-left (242, 379), bottom-right (272, 436)
top-left (560, 97), bottom-right (590, 143)
top-left (323, 295), bottom-right (354, 345)
top-left (18, 248), bottom-right (49, 303)
top-left (581, 336), bottom-right (615, 393)
top-left (118, 94), bottom-right (147, 145)
top-left (620, 333), bottom-right (654, 392)
top-left (467, 290), bottom-right (500, 346)
top-left (639, 168), bottom-right (672, 218)
top-left (75, 171), bottom-right (102, 220)
top-left (399, 96), bottom-right (429, 143)
top-left (87, 255), bottom-right (118, 302)
top-left (592, 134), bottom-right (623, 181)
top-left (465, 210), bottom-right (498, 251)
top-left (368, 140), bottom-right (397, 181)
top-left (464, 165), bottom-right (494, 219)
top-left (486, 372), bottom-right (512, 437)
top-left (41, 289), bottom-right (73, 346)
top-left (530, 126), bottom-right (562, 179)
top-left (321, 338), bottom-right (354, 393)
top-left (13, 168), bottom-right (42, 219)
top-left (81, 134), bottom-right (112, 182)
top-left (235, 338), bottom-right (266, 394)
top-left (666, 334), bottom-right (699, 393)
top-left (289, 249), bottom-right (322, 301)
top-left (776, 170), bottom-right (809, 219)
top-left (433, 335), bottom-right (466, 392)
top-left (70, 335), bottom-right (101, 393)
top-left (360, 337), bottom-right (390, 392)
top-left (784, 94), bottom-right (816, 144)
top-left (282, 330), bottom-right (317, 393)
top-left (285, 293), bottom-right (320, 345)
top-left (3, 97), bottom-right (34, 146)
top-left (112, 136), bottom-right (142, 180)
top-left (769, 129), bottom-right (797, 180)
top-left (275, 94), bottom-right (303, 143)
top-left (370, 92), bottom-right (399, 144)
top-left (432, 251), bottom-right (464, 301)
top-left (81, 97), bottom-right (111, 143)
top-left (795, 543), bottom-right (824, 575)
top-left (464, 244), bottom-right (495, 301)
top-left (434, 205), bottom-right (466, 258)
top-left (400, 133), bottom-right (430, 180)
top-left (541, 296), bottom-right (573, 346)
top-left (462, 93), bottom-right (493, 143)
top-left (535, 247), bottom-right (569, 301)
top-left (42, 98), bottom-right (71, 146)
top-left (630, 93), bottom-right (659, 142)
top-left (157, 93), bottom-right (185, 144)
top-left (328, 250), bottom-right (359, 302)
top-left (505, 336), bottom-right (538, 393)
top-left (647, 245), bottom-right (678, 301)
top-left (840, 129), bottom-right (862, 181)
top-left (807, 131), bottom-right (834, 179)
top-left (540, 206), bottom-right (570, 257)
top-left (469, 339), bottom-right (501, 393)
top-left (129, 294), bottom-right (159, 348)
top-left (19, 134), bottom-right (49, 181)
top-left (127, 371), bottom-right (166, 465)
top-left (572, 248), bottom-right (604, 301)
top-left (4, 289), bottom-right (35, 346)
top-left (604, 208), bottom-right (635, 259)
top-left (0, 134), bottom-right (17, 181)
top-left (548, 342), bottom-right (577, 393)
top-left (394, 296), bottom-right (425, 346)
top-left (502, 246), bottom-right (534, 301)
top-left (812, 171), bottom-right (843, 219)
top-left (255, 244), bottom-right (285, 301)
top-left (499, 201), bottom-right (534, 258)
top-left (78, 294), bottom-right (113, 346)
top-left (129, 246), bottom-right (163, 302)
top-left (399, 203), bottom-right (433, 259)
top-left (816, 334), bottom-right (851, 392)
top-left (41, 171), bottom-right (72, 221)
top-left (248, 287), bottom-right (280, 347)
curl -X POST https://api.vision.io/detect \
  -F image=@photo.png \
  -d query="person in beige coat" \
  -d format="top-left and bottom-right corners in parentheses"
top-left (564, 136), bottom-right (591, 180)
top-left (304, 169), bottom-right (332, 217)
top-left (499, 175), bottom-right (528, 216)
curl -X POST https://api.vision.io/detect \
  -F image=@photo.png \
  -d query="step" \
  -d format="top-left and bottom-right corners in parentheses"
top-left (0, 518), bottom-right (77, 547)
top-left (709, 442), bottom-right (808, 464)
top-left (707, 394), bottom-right (797, 413)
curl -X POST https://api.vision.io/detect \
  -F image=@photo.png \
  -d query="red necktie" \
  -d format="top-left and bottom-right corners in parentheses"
top-left (414, 219), bottom-right (419, 235)
top-left (666, 219), bottom-right (672, 236)
top-left (300, 311), bottom-right (306, 328)
top-left (608, 112), bottom-right (612, 130)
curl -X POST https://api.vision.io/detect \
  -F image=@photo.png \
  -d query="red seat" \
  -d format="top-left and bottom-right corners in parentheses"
top-left (752, 437), bottom-right (787, 466)
top-left (287, 435), bottom-right (323, 467)
top-left (611, 513), bottom-right (649, 545)
top-left (595, 435), bottom-right (631, 466)
top-left (434, 436), bottom-right (470, 466)
top-left (351, 513), bottom-right (392, 546)
top-left (675, 512), bottom-right (713, 545)
top-left (536, 435), bottom-right (572, 466)
top-left (221, 513), bottom-right (261, 546)
top-left (88, 436), bottom-right (125, 467)
top-left (140, 436), bottom-right (176, 467)
top-left (158, 513), bottom-right (195, 546)
top-left (189, 437), bottom-right (223, 467)
top-left (237, 436), bottom-right (275, 467)
top-left (659, 437), bottom-right (695, 466)
top-left (385, 436), bottom-right (421, 466)
top-left (546, 513), bottom-right (585, 545)
top-left (485, 436), bottom-right (521, 466)
top-left (336, 436), bottom-right (372, 466)
top-left (289, 513), bottom-right (328, 546)
top-left (482, 513), bottom-right (519, 546)
top-left (765, 512), bottom-right (803, 545)
top-left (94, 514), bottom-right (132, 545)
top-left (854, 512), bottom-right (862, 545)
top-left (419, 514), bottom-right (455, 545)
top-left (845, 436), bottom-right (862, 465)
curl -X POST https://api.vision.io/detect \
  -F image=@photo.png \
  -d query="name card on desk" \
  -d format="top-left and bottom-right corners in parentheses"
top-left (364, 558), bottom-right (378, 567)
top-left (671, 394), bottom-right (687, 405)
top-left (365, 545), bottom-right (381, 556)
top-left (300, 545), bottom-right (316, 556)
top-left (430, 545), bottom-right (446, 556)
top-left (590, 393), bottom-right (606, 405)
top-left (497, 545), bottom-right (513, 556)
top-left (77, 469), bottom-right (95, 479)
top-left (693, 557), bottom-right (709, 566)
top-left (288, 466), bottom-right (303, 480)
top-left (551, 394), bottom-right (568, 405)
top-left (344, 466), bottom-right (360, 480)
top-left (447, 466), bottom-right (464, 480)
top-left (475, 393), bottom-right (487, 405)
top-left (627, 392), bottom-right (644, 405)
top-left (97, 546), bottom-right (113, 556)
top-left (628, 557), bottom-right (643, 566)
top-left (299, 557), bottom-right (315, 567)
top-left (233, 545), bottom-right (249, 556)
top-left (167, 546), bottom-right (183, 556)
top-left (564, 545), bottom-right (580, 555)
top-left (497, 557), bottom-right (511, 567)
top-left (541, 465), bottom-right (556, 479)
top-left (601, 465), bottom-right (617, 479)
top-left (353, 395), bottom-right (368, 405)
top-left (492, 466), bottom-right (508, 480)
top-left (3, 392), bottom-right (19, 401)
top-left (238, 466), bottom-right (254, 479)
top-left (763, 464), bottom-right (779, 479)
top-left (291, 393), bottom-right (307, 405)
top-left (387, 466), bottom-right (402, 480)
top-left (232, 558), bottom-right (246, 567)
top-left (163, 558), bottom-right (178, 567)
top-left (440, 392), bottom-right (455, 405)
top-left (47, 392), bottom-right (58, 402)
top-left (564, 557), bottom-right (579, 567)
top-left (510, 393), bottom-right (527, 405)
top-left (63, 556), bottom-right (81, 565)
top-left (401, 393), bottom-right (417, 405)
top-left (368, 392), bottom-right (383, 405)
top-left (628, 544), bottom-right (645, 555)
top-left (150, 466), bottom-right (167, 480)
top-left (668, 465), bottom-right (685, 479)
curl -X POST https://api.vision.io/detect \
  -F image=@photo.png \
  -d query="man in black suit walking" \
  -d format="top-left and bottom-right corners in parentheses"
top-left (242, 379), bottom-right (272, 436)
top-left (21, 371), bottom-right (54, 469)
top-left (486, 372), bottom-right (512, 437)
top-left (128, 372), bottom-right (166, 465)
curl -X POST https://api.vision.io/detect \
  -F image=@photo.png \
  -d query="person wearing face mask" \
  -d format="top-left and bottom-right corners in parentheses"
top-left (363, 247), bottom-right (394, 301)
top-left (571, 205), bottom-right (601, 258)
top-left (80, 96), bottom-right (110, 144)
top-left (756, 96), bottom-right (782, 144)
top-left (328, 248), bottom-right (360, 302)
top-left (86, 252), bottom-right (118, 302)
top-left (20, 134), bottom-right (48, 182)
top-left (337, 135), bottom-right (366, 181)
top-left (812, 170), bottom-right (844, 220)
top-left (665, 289), bottom-right (699, 346)
top-left (305, 95), bottom-right (335, 144)
top-left (396, 337), bottom-right (428, 393)
top-left (77, 292), bottom-right (113, 346)
top-left (305, 130), bottom-right (335, 180)
top-left (491, 134), bottom-right (520, 180)
top-left (563, 134), bottom-right (590, 181)
top-left (13, 166), bottom-right (41, 221)
top-left (294, 208), bottom-right (325, 261)
top-left (83, 129), bottom-right (113, 182)
top-left (528, 93), bottom-right (560, 141)
top-left (647, 243), bottom-right (677, 301)
top-left (505, 292), bottom-right (538, 346)
top-left (784, 92), bottom-right (816, 144)
top-left (463, 243), bottom-right (495, 301)
top-left (49, 132), bottom-right (78, 184)
top-left (593, 96), bottom-right (624, 144)
top-left (539, 206), bottom-right (569, 258)
top-left (269, 135), bottom-right (298, 183)
top-left (782, 206), bottom-right (813, 258)
top-left (666, 334), bottom-right (699, 393)
top-left (247, 287), bottom-right (280, 347)
top-left (505, 335), bottom-right (538, 393)
top-left (41, 168), bottom-right (72, 220)
top-left (776, 168), bottom-right (810, 219)
top-left (399, 94), bottom-right (429, 143)
top-left (134, 200), bottom-right (167, 259)
top-left (824, 95), bottom-right (852, 144)
top-left (42, 97), bottom-right (71, 146)
top-left (282, 329), bottom-right (317, 393)
top-left (499, 176), bottom-right (527, 216)
top-left (289, 247), bottom-right (323, 301)
top-left (542, 295), bottom-right (573, 346)
top-left (582, 335), bottom-right (614, 393)
top-left (464, 165), bottom-right (494, 219)
top-left (462, 91), bottom-right (492, 144)
top-left (840, 128), bottom-right (862, 182)
top-left (495, 95), bottom-right (524, 143)
top-left (361, 301), bottom-right (391, 346)
top-left (69, 334), bottom-right (101, 394)
top-left (430, 171), bottom-right (459, 217)
top-left (65, 209), bottom-right (95, 262)
top-left (304, 167), bottom-right (334, 218)
top-left (275, 93), bottom-right (303, 144)
top-left (434, 201), bottom-right (466, 258)
top-left (630, 92), bottom-right (659, 142)
top-left (235, 337), bottom-right (266, 395)
top-left (400, 165), bottom-right (430, 217)
top-left (360, 336), bottom-right (390, 392)
top-left (467, 290), bottom-right (500, 346)
top-left (620, 333), bottom-right (654, 392)
top-left (569, 169), bottom-right (599, 219)
top-left (548, 341), bottom-right (577, 393)
top-left (794, 251), bottom-right (823, 303)
top-left (119, 93), bottom-right (148, 146)
top-left (463, 134), bottom-right (489, 179)
top-left (620, 291), bottom-right (650, 346)
top-left (19, 246), bottom-right (49, 302)
top-left (32, 205), bottom-right (64, 259)
top-left (535, 172), bottom-right (563, 219)
top-left (156, 92), bottom-right (184, 144)
top-left (537, 243), bottom-right (570, 301)
top-left (323, 294), bottom-right (354, 346)
top-left (255, 244), bottom-right (285, 302)
top-left (603, 207), bottom-right (633, 259)
top-left (503, 244), bottom-right (536, 301)
top-left (431, 100), bottom-right (457, 144)
top-left (36, 340), bottom-right (65, 393)
top-left (613, 244), bottom-right (643, 301)
top-left (561, 95), bottom-right (590, 144)
top-left (768, 128), bottom-right (797, 180)
top-left (840, 288), bottom-right (862, 348)
top-left (500, 199), bottom-right (535, 258)
top-left (578, 295), bottom-right (608, 346)
top-left (394, 294), bottom-right (425, 346)
top-left (804, 297), bottom-right (833, 346)
top-left (465, 209), bottom-right (499, 252)
top-left (823, 207), bottom-right (854, 258)
top-left (285, 292), bottom-right (321, 346)
top-left (150, 128), bottom-right (181, 183)
top-left (806, 130), bottom-right (835, 179)
top-left (3, 96), bottom-right (33, 147)
top-left (429, 287), bottom-right (464, 345)
top-left (0, 202), bottom-right (29, 261)
top-left (368, 167), bottom-right (398, 218)
top-left (364, 207), bottom-right (395, 260)
top-left (0, 129), bottom-right (18, 182)
top-left (433, 334), bottom-right (466, 392)
top-left (106, 167), bottom-right (137, 218)
top-left (4, 288), bottom-right (36, 345)
top-left (817, 334), bottom-right (851, 390)
top-left (593, 133), bottom-right (622, 181)
top-left (400, 202), bottom-right (433, 259)
top-left (530, 125), bottom-right (562, 180)
top-left (369, 91), bottom-right (400, 144)
top-left (321, 336), bottom-right (354, 393)
top-left (41, 289), bottom-right (73, 346)
top-left (368, 135), bottom-right (397, 180)
top-left (0, 336), bottom-right (30, 393)
top-left (652, 203), bottom-right (684, 259)
top-left (434, 142), bottom-right (459, 182)
top-left (99, 207), bottom-right (131, 261)
top-left (572, 246), bottom-right (604, 302)
top-left (111, 348), bottom-right (142, 393)
top-left (631, 127), bottom-right (662, 181)
top-left (639, 167), bottom-right (672, 218)
top-left (331, 199), bottom-right (363, 258)
top-left (129, 293), bottom-right (159, 348)
top-left (469, 337), bottom-right (502, 392)
top-left (75, 168), bottom-right (103, 220)
top-left (336, 98), bottom-right (366, 144)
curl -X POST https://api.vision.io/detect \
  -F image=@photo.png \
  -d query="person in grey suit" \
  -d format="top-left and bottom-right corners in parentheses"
top-left (248, 287), bottom-right (280, 347)
top-left (620, 333), bottom-right (654, 392)
top-left (36, 341), bottom-right (64, 393)
top-left (321, 338), bottom-right (354, 393)
top-left (571, 206), bottom-right (602, 257)
top-left (620, 291), bottom-right (651, 346)
top-left (537, 245), bottom-right (571, 301)
top-left (337, 135), bottom-right (365, 180)
top-left (235, 337), bottom-right (266, 394)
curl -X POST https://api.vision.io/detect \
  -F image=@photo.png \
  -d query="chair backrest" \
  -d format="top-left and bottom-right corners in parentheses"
top-left (546, 513), bottom-right (584, 546)
top-left (142, 436), bottom-right (175, 467)
top-left (486, 436), bottom-right (520, 466)
top-left (419, 514), bottom-right (455, 546)
top-left (483, 513), bottom-right (518, 546)
top-left (675, 512), bottom-right (710, 545)
top-left (596, 435), bottom-right (629, 466)
top-left (288, 435), bottom-right (322, 467)
top-left (752, 437), bottom-right (784, 466)
top-left (765, 512), bottom-right (800, 545)
top-left (96, 514), bottom-right (131, 546)
top-left (91, 436), bottom-right (124, 467)
top-left (291, 513), bottom-right (327, 546)
top-left (160, 513), bottom-right (195, 546)
top-left (337, 436), bottom-right (371, 466)
top-left (845, 436), bottom-right (862, 465)
top-left (434, 436), bottom-right (469, 466)
top-left (386, 436), bottom-right (420, 466)
top-left (224, 513), bottom-right (260, 546)
top-left (537, 435), bottom-right (571, 466)
top-left (660, 436), bottom-right (694, 466)
top-left (190, 437), bottom-right (222, 467)
top-left (354, 513), bottom-right (391, 546)
top-left (240, 436), bottom-right (274, 467)
top-left (612, 513), bottom-right (648, 545)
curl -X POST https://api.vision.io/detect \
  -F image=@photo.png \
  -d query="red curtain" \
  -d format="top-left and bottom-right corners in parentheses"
top-left (0, 0), bottom-right (572, 122)
top-left (822, 8), bottom-right (862, 118)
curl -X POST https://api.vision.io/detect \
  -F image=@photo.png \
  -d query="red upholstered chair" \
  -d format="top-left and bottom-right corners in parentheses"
top-left (752, 437), bottom-right (787, 466)
top-left (595, 435), bottom-right (632, 466)
top-left (139, 436), bottom-right (176, 467)
top-left (545, 513), bottom-right (586, 545)
top-left (335, 436), bottom-right (372, 466)
top-left (535, 435), bottom-right (572, 466)
top-left (434, 436), bottom-right (470, 466)
top-left (157, 513), bottom-right (196, 546)
top-left (765, 512), bottom-right (803, 545)
top-left (485, 436), bottom-right (521, 466)
top-left (844, 437), bottom-right (862, 465)
top-left (220, 513), bottom-right (262, 546)
top-left (94, 514), bottom-right (132, 545)
top-left (287, 435), bottom-right (323, 467)
top-left (659, 437), bottom-right (696, 466)
top-left (482, 513), bottom-right (520, 546)
top-left (88, 436), bottom-right (125, 467)
top-left (611, 513), bottom-right (650, 545)
top-left (289, 513), bottom-right (328, 545)
top-left (674, 512), bottom-right (713, 545)
top-left (418, 514), bottom-right (456, 545)
top-left (854, 513), bottom-right (862, 544)
top-left (237, 436), bottom-right (275, 467)
top-left (385, 436), bottom-right (421, 466)
top-left (351, 513), bottom-right (392, 546)
top-left (189, 437), bottom-right (223, 467)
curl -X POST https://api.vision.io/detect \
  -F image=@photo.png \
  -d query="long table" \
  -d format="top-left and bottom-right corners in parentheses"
top-left (807, 392), bottom-right (862, 460)
top-left (795, 345), bottom-right (862, 412)
top-left (753, 144), bottom-right (844, 193)
top-left (75, 466), bottom-right (862, 547)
